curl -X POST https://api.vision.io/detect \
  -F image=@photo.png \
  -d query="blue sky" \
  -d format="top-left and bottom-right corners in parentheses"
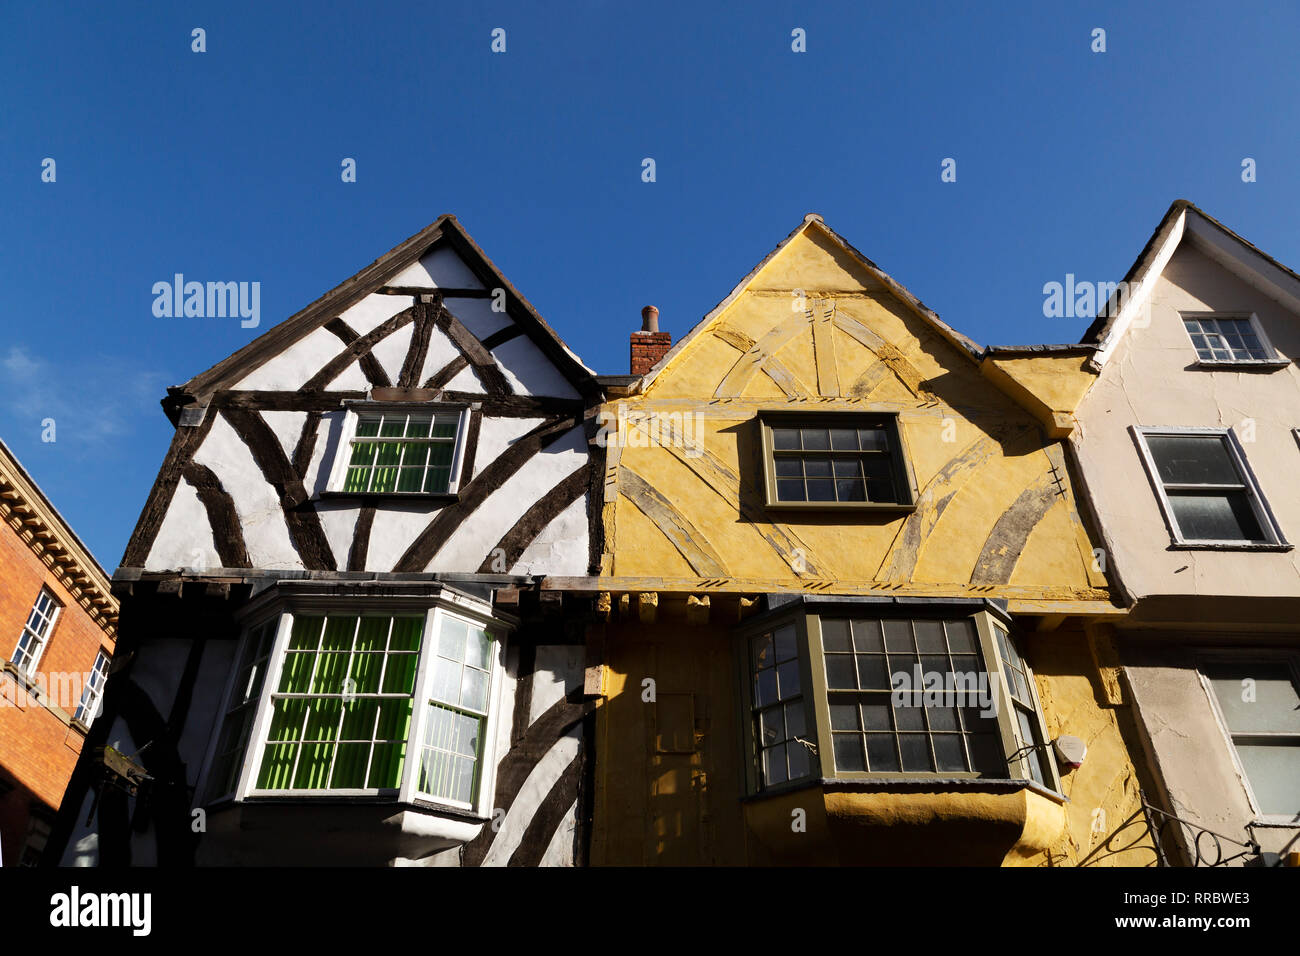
top-left (3, 1), bottom-right (1299, 569)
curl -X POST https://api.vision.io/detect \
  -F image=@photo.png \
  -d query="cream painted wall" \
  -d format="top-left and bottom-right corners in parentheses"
top-left (1073, 242), bottom-right (1300, 601)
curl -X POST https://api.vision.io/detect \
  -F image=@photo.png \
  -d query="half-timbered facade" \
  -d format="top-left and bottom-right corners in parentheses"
top-left (47, 216), bottom-right (604, 866)
top-left (580, 215), bottom-right (1155, 865)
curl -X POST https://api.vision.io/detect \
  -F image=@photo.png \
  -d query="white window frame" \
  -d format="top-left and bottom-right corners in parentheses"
top-left (1132, 426), bottom-right (1287, 548)
top-left (323, 402), bottom-right (473, 497)
top-left (1197, 651), bottom-right (1300, 826)
top-left (1180, 312), bottom-right (1283, 366)
top-left (73, 649), bottom-right (111, 727)
top-left (202, 599), bottom-right (506, 821)
top-left (11, 587), bottom-right (61, 678)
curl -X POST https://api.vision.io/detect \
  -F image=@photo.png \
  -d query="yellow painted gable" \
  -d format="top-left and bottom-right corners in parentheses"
top-left (599, 222), bottom-right (1110, 606)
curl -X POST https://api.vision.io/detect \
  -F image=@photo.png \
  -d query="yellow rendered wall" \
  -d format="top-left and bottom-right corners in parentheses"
top-left (600, 224), bottom-right (1108, 602)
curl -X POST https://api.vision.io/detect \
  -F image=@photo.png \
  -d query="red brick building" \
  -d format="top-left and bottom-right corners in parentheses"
top-left (0, 439), bottom-right (117, 866)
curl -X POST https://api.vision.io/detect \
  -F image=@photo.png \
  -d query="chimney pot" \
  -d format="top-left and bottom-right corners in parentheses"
top-left (640, 305), bottom-right (660, 333)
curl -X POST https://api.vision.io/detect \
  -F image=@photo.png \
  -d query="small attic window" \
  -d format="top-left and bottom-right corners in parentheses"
top-left (758, 411), bottom-right (917, 511)
top-left (1181, 313), bottom-right (1285, 366)
top-left (324, 405), bottom-right (471, 497)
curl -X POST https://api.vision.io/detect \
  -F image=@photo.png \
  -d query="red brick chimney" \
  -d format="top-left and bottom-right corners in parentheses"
top-left (631, 305), bottom-right (671, 376)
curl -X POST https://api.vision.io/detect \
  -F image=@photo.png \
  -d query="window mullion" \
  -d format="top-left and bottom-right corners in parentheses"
top-left (401, 608), bottom-right (440, 803)
top-left (237, 613), bottom-right (295, 798)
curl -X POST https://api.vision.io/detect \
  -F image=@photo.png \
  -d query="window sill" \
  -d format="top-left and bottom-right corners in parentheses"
top-left (1168, 542), bottom-right (1293, 552)
top-left (744, 775), bottom-right (1066, 804)
top-left (1189, 360), bottom-right (1291, 371)
top-left (1249, 816), bottom-right (1300, 829)
top-left (317, 491), bottom-right (459, 502)
top-left (764, 502), bottom-right (917, 513)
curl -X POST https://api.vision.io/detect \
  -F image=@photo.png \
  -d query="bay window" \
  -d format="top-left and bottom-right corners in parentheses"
top-left (202, 588), bottom-right (507, 821)
top-left (739, 601), bottom-right (1059, 795)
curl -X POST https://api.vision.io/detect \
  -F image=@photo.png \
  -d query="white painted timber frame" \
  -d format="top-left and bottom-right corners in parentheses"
top-left (1179, 311), bottom-right (1286, 367)
top-left (1131, 426), bottom-right (1288, 549)
top-left (198, 592), bottom-right (508, 822)
top-left (1196, 650), bottom-right (1300, 826)
top-left (322, 401), bottom-right (474, 498)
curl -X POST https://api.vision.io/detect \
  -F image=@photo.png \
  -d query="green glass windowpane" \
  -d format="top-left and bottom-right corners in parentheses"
top-left (349, 651), bottom-right (383, 694)
top-left (353, 617), bottom-right (389, 653)
top-left (293, 741), bottom-right (336, 789)
top-left (396, 468), bottom-right (424, 492)
top-left (428, 442), bottom-right (455, 467)
top-left (406, 416), bottom-right (433, 438)
top-left (379, 418), bottom-right (405, 438)
top-left (424, 467), bottom-right (452, 494)
top-left (339, 699), bottom-right (379, 741)
top-left (382, 653), bottom-right (418, 694)
top-left (267, 699), bottom-right (309, 742)
top-left (257, 744), bottom-right (298, 789)
top-left (402, 443), bottom-right (431, 468)
top-left (277, 652), bottom-right (317, 693)
top-left (368, 742), bottom-right (405, 789)
top-left (376, 698), bottom-right (413, 741)
top-left (348, 441), bottom-right (377, 467)
top-left (389, 617), bottom-right (423, 651)
top-left (375, 442), bottom-right (403, 468)
top-left (303, 699), bottom-right (342, 741)
top-left (321, 617), bottom-right (356, 652)
top-left (290, 616), bottom-right (324, 650)
top-left (354, 418), bottom-right (381, 437)
top-left (431, 420), bottom-right (457, 439)
top-left (370, 465), bottom-right (399, 493)
top-left (343, 466), bottom-right (369, 493)
top-left (310, 653), bottom-right (349, 694)
top-left (330, 742), bottom-right (370, 789)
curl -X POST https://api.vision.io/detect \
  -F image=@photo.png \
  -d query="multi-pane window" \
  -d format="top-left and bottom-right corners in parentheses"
top-left (1135, 429), bottom-right (1281, 545)
top-left (749, 623), bottom-right (811, 787)
top-left (339, 410), bottom-right (461, 494)
top-left (208, 619), bottom-right (279, 799)
top-left (1204, 661), bottom-right (1300, 817)
top-left (207, 606), bottom-right (502, 813)
top-left (761, 414), bottom-right (911, 507)
top-left (73, 650), bottom-right (111, 727)
top-left (418, 616), bottom-right (494, 806)
top-left (11, 588), bottom-right (60, 677)
top-left (740, 609), bottom-right (1060, 795)
top-left (821, 618), bottom-right (1003, 775)
top-left (994, 623), bottom-right (1053, 787)
top-left (256, 615), bottom-right (421, 792)
top-left (1182, 315), bottom-right (1274, 363)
